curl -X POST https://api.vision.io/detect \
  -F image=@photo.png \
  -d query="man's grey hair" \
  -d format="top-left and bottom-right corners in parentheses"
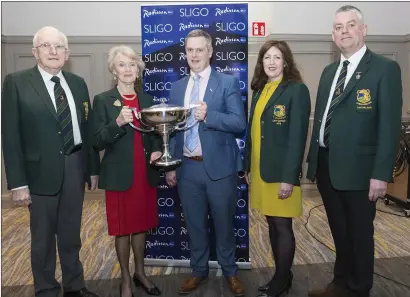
top-left (185, 29), bottom-right (213, 50)
top-left (33, 26), bottom-right (68, 48)
top-left (336, 5), bottom-right (364, 24)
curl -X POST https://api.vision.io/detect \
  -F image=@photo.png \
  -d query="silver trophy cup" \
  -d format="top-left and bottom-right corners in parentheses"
top-left (128, 102), bottom-right (196, 167)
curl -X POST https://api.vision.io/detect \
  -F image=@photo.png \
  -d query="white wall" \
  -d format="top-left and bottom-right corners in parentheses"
top-left (2, 1), bottom-right (410, 37)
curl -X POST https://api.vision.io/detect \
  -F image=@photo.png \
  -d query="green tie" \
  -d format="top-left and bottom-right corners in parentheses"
top-left (51, 76), bottom-right (74, 154)
top-left (324, 60), bottom-right (350, 147)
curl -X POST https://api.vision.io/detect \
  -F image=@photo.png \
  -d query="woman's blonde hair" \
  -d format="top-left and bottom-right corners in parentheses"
top-left (107, 45), bottom-right (145, 76)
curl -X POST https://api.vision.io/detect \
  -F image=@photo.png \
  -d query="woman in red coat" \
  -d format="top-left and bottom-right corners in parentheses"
top-left (92, 45), bottom-right (162, 297)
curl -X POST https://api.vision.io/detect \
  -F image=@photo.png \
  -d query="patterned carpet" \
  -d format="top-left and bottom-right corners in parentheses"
top-left (2, 187), bottom-right (410, 296)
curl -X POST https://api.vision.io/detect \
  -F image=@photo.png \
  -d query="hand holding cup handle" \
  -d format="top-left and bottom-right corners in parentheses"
top-left (116, 106), bottom-right (134, 127)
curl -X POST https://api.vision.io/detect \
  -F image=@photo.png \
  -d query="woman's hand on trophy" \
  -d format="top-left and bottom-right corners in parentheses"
top-left (195, 101), bottom-right (207, 121)
top-left (150, 151), bottom-right (162, 164)
top-left (116, 106), bottom-right (134, 127)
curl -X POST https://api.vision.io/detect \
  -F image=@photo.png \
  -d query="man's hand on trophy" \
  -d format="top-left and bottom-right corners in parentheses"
top-left (11, 187), bottom-right (32, 207)
top-left (116, 106), bottom-right (134, 127)
top-left (165, 171), bottom-right (177, 187)
top-left (195, 101), bottom-right (207, 121)
top-left (150, 151), bottom-right (162, 164)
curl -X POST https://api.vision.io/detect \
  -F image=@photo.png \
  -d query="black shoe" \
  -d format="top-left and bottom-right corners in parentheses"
top-left (63, 288), bottom-right (99, 297)
top-left (258, 271), bottom-right (293, 297)
top-left (258, 271), bottom-right (293, 292)
top-left (133, 274), bottom-right (161, 296)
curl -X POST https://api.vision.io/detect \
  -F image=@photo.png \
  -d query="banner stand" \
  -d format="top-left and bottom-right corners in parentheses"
top-left (144, 259), bottom-right (252, 270)
top-left (141, 3), bottom-right (250, 269)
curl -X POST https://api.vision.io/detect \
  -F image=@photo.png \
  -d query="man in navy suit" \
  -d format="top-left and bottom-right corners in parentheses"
top-left (165, 29), bottom-right (246, 296)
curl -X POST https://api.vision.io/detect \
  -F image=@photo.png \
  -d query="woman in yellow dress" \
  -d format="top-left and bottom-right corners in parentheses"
top-left (244, 40), bottom-right (311, 297)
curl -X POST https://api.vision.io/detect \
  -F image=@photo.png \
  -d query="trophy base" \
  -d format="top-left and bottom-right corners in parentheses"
top-left (152, 158), bottom-right (182, 167)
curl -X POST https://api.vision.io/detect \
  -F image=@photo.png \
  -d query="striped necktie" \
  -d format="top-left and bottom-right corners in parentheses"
top-left (324, 60), bottom-right (350, 147)
top-left (186, 74), bottom-right (200, 152)
top-left (51, 76), bottom-right (74, 154)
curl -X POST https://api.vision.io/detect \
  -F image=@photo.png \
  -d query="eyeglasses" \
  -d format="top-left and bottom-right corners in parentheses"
top-left (36, 43), bottom-right (67, 53)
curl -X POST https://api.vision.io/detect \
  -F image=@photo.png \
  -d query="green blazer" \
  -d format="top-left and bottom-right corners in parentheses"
top-left (306, 49), bottom-right (403, 190)
top-left (1, 66), bottom-right (100, 195)
top-left (92, 87), bottom-right (162, 190)
top-left (244, 81), bottom-right (311, 185)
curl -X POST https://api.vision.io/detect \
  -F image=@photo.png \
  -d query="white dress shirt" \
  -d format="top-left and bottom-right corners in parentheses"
top-left (183, 65), bottom-right (212, 157)
top-left (319, 45), bottom-right (367, 147)
top-left (11, 67), bottom-right (83, 191)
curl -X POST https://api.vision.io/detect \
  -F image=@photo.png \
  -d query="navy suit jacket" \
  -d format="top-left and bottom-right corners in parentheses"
top-left (169, 69), bottom-right (246, 180)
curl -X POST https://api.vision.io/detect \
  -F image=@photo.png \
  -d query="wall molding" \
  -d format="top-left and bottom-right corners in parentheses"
top-left (2, 34), bottom-right (409, 45)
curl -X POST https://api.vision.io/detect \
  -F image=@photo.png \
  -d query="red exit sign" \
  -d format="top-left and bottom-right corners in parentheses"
top-left (252, 22), bottom-right (266, 36)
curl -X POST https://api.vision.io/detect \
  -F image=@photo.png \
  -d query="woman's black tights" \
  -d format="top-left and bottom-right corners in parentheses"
top-left (266, 216), bottom-right (295, 282)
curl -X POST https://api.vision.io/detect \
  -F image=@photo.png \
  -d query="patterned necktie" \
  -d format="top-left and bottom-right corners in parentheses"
top-left (324, 60), bottom-right (350, 147)
top-left (51, 76), bottom-right (74, 154)
top-left (186, 74), bottom-right (200, 152)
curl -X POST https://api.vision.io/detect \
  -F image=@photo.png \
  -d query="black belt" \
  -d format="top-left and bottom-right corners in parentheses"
top-left (66, 144), bottom-right (83, 155)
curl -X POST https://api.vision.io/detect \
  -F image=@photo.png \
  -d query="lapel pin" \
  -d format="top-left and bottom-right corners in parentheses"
top-left (356, 72), bottom-right (361, 80)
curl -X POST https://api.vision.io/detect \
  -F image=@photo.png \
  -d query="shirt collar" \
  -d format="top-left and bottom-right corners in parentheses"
top-left (190, 65), bottom-right (211, 81)
top-left (37, 65), bottom-right (63, 83)
top-left (340, 44), bottom-right (367, 69)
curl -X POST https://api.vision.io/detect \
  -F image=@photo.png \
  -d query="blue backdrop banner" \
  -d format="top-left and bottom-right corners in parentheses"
top-left (141, 3), bottom-right (250, 267)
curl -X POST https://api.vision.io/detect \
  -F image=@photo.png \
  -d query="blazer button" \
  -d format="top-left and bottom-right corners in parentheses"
top-left (60, 151), bottom-right (63, 154)
top-left (261, 121), bottom-right (264, 124)
top-left (316, 139), bottom-right (319, 142)
top-left (58, 131), bottom-right (62, 135)
top-left (261, 136), bottom-right (264, 139)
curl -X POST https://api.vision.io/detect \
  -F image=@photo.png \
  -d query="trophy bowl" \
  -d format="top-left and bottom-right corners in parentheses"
top-left (129, 102), bottom-right (195, 167)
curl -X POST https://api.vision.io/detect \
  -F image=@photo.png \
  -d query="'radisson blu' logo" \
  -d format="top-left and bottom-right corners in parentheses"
top-left (215, 65), bottom-right (246, 73)
top-left (144, 39), bottom-right (173, 48)
top-left (144, 67), bottom-right (174, 76)
top-left (215, 36), bottom-right (246, 46)
top-left (214, 7), bottom-right (246, 16)
top-left (179, 22), bottom-right (210, 31)
top-left (142, 8), bottom-right (173, 18)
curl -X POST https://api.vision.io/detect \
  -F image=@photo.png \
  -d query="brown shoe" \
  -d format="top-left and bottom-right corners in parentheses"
top-left (225, 276), bottom-right (245, 296)
top-left (308, 282), bottom-right (350, 297)
top-left (177, 276), bottom-right (207, 294)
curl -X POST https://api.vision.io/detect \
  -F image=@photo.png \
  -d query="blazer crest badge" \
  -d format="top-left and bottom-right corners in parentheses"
top-left (273, 105), bottom-right (287, 125)
top-left (356, 89), bottom-right (372, 110)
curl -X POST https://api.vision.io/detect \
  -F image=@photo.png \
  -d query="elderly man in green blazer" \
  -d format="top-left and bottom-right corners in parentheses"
top-left (306, 6), bottom-right (402, 297)
top-left (1, 26), bottom-right (100, 297)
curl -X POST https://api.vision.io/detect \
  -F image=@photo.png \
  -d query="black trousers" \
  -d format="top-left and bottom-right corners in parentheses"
top-left (29, 150), bottom-right (86, 297)
top-left (316, 148), bottom-right (376, 297)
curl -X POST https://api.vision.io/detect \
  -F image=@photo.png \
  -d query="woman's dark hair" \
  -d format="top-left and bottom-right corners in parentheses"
top-left (250, 40), bottom-right (302, 92)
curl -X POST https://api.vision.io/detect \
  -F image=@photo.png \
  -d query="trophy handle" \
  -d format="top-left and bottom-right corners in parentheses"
top-left (129, 108), bottom-right (155, 133)
top-left (175, 120), bottom-right (198, 131)
top-left (175, 109), bottom-right (198, 131)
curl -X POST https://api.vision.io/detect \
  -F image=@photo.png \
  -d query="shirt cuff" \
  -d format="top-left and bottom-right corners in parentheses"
top-left (11, 185), bottom-right (28, 191)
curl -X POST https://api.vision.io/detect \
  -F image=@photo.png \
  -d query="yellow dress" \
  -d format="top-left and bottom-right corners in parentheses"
top-left (250, 80), bottom-right (302, 218)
